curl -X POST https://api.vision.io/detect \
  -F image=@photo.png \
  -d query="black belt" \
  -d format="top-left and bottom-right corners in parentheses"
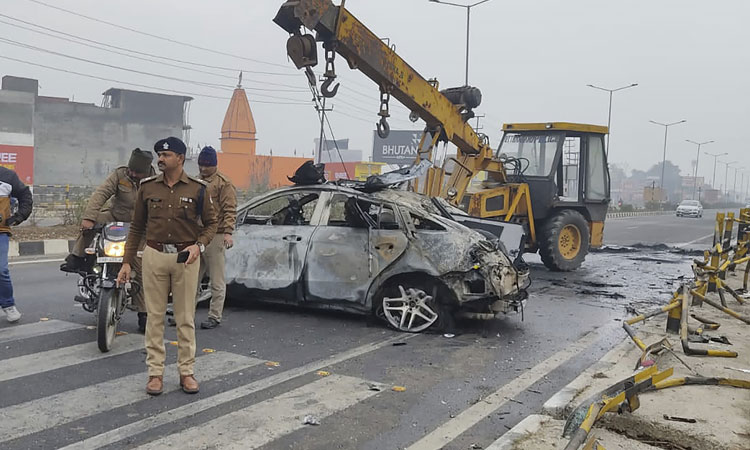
top-left (146, 241), bottom-right (192, 253)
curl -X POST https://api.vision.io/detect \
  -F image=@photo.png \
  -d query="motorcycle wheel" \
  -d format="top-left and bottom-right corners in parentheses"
top-left (97, 287), bottom-right (122, 353)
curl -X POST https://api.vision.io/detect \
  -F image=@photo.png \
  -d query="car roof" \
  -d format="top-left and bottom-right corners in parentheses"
top-left (241, 184), bottom-right (442, 214)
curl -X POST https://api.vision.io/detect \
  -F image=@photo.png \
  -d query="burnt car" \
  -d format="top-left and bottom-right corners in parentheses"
top-left (225, 184), bottom-right (530, 332)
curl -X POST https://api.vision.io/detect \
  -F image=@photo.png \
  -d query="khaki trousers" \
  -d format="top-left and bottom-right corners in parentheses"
top-left (199, 234), bottom-right (226, 322)
top-left (142, 246), bottom-right (199, 376)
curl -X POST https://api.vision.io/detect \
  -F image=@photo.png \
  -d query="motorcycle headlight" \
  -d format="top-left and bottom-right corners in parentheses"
top-left (104, 241), bottom-right (125, 257)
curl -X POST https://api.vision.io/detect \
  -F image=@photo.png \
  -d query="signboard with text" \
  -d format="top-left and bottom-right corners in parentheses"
top-left (0, 144), bottom-right (34, 185)
top-left (372, 130), bottom-right (433, 165)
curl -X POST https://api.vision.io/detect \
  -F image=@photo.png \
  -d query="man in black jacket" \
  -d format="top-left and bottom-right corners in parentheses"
top-left (0, 167), bottom-right (33, 323)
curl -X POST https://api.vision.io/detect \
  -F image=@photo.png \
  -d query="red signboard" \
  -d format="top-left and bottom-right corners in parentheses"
top-left (0, 144), bottom-right (34, 185)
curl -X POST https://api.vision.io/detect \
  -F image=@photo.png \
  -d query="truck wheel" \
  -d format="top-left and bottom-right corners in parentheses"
top-left (539, 210), bottom-right (590, 271)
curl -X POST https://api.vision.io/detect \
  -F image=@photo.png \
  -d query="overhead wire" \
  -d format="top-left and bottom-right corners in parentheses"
top-left (305, 75), bottom-right (351, 179)
top-left (0, 54), bottom-right (311, 105)
top-left (27, 0), bottom-right (295, 69)
top-left (0, 37), bottom-right (313, 103)
top-left (0, 13), bottom-right (300, 78)
top-left (0, 18), bottom-right (307, 87)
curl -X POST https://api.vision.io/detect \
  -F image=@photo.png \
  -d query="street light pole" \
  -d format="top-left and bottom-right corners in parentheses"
top-left (587, 83), bottom-right (638, 157)
top-left (649, 119), bottom-right (687, 202)
top-left (429, 0), bottom-right (492, 86)
top-left (733, 166), bottom-right (743, 203)
top-left (719, 160), bottom-right (737, 205)
top-left (705, 151), bottom-right (728, 188)
top-left (686, 140), bottom-right (713, 200)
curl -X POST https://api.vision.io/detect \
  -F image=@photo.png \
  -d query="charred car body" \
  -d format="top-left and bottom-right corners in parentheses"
top-left (226, 183), bottom-right (530, 332)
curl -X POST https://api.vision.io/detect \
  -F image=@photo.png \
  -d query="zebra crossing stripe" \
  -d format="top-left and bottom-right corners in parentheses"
top-left (0, 320), bottom-right (84, 344)
top-left (59, 334), bottom-right (415, 450)
top-left (0, 352), bottom-right (263, 443)
top-left (136, 374), bottom-right (384, 449)
top-left (406, 325), bottom-right (613, 450)
top-left (0, 333), bottom-right (144, 383)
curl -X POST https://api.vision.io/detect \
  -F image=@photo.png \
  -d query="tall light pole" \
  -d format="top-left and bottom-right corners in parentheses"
top-left (732, 166), bottom-right (743, 203)
top-left (649, 119), bottom-right (687, 202)
top-left (705, 151), bottom-right (728, 188)
top-left (587, 83), bottom-right (638, 157)
top-left (429, 0), bottom-right (492, 86)
top-left (719, 160), bottom-right (737, 201)
top-left (686, 139), bottom-right (713, 200)
top-left (685, 139), bottom-right (714, 200)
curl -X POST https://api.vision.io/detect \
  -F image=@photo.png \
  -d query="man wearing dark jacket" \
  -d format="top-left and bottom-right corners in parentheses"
top-left (0, 167), bottom-right (33, 323)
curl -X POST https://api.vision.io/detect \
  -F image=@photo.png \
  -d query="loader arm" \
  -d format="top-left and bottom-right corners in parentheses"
top-left (273, 0), bottom-right (507, 202)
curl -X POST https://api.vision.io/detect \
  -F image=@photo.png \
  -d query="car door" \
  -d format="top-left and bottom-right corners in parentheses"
top-left (226, 190), bottom-right (324, 302)
top-left (303, 193), bottom-right (407, 305)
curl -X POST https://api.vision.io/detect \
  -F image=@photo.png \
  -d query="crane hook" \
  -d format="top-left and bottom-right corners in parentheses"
top-left (377, 117), bottom-right (390, 139)
top-left (320, 77), bottom-right (340, 98)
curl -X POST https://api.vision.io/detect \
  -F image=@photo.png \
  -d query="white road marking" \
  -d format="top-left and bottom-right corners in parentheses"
top-left (0, 333), bottom-right (144, 383)
top-left (0, 319), bottom-right (83, 344)
top-left (136, 374), bottom-right (383, 449)
top-left (405, 325), bottom-right (612, 450)
top-left (59, 334), bottom-right (415, 450)
top-left (675, 232), bottom-right (714, 249)
top-left (9, 257), bottom-right (64, 266)
top-left (0, 352), bottom-right (263, 443)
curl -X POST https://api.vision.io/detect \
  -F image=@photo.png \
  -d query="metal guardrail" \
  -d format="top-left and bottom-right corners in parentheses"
top-left (606, 211), bottom-right (674, 219)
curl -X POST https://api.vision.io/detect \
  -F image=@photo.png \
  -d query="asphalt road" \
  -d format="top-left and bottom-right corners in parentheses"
top-left (0, 213), bottom-right (714, 449)
top-left (605, 211), bottom-right (720, 249)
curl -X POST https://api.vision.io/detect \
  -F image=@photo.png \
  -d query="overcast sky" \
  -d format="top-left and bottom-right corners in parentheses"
top-left (2, 0), bottom-right (749, 189)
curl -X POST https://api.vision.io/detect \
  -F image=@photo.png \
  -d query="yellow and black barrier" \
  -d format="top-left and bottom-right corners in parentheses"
top-left (680, 287), bottom-right (737, 358)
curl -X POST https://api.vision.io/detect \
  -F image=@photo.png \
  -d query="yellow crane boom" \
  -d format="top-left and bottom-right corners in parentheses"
top-left (273, 0), bottom-right (508, 201)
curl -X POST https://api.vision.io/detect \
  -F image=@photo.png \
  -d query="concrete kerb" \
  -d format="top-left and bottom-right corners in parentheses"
top-left (503, 265), bottom-right (750, 450)
top-left (486, 415), bottom-right (663, 450)
top-left (485, 415), bottom-right (551, 450)
top-left (541, 337), bottom-right (634, 419)
top-left (8, 239), bottom-right (75, 258)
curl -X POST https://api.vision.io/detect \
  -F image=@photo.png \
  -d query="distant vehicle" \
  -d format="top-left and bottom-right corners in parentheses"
top-left (676, 200), bottom-right (703, 218)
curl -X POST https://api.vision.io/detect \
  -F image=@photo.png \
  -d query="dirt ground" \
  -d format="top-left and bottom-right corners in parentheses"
top-left (11, 225), bottom-right (79, 241)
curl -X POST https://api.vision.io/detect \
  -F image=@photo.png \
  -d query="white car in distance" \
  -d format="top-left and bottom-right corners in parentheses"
top-left (676, 200), bottom-right (703, 218)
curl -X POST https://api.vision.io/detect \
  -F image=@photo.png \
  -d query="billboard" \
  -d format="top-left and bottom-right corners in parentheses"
top-left (372, 130), bottom-right (432, 165)
top-left (0, 144), bottom-right (34, 185)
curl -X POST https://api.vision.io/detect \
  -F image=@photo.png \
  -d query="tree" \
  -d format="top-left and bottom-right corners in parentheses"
top-left (646, 161), bottom-right (682, 201)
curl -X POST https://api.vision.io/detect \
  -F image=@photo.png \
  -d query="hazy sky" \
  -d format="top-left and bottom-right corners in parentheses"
top-left (2, 0), bottom-right (749, 189)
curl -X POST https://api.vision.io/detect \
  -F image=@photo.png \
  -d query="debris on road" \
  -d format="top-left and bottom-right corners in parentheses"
top-left (302, 415), bottom-right (320, 426)
top-left (662, 414), bottom-right (696, 424)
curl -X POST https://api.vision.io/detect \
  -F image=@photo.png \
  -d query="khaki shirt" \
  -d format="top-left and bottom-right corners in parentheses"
top-left (201, 171), bottom-right (237, 234)
top-left (123, 170), bottom-right (217, 265)
top-left (83, 166), bottom-right (154, 223)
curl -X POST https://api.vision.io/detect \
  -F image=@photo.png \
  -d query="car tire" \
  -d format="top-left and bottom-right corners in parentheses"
top-left (375, 279), bottom-right (454, 333)
top-left (538, 210), bottom-right (590, 271)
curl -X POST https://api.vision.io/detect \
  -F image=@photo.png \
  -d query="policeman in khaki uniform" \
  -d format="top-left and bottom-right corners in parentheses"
top-left (195, 146), bottom-right (236, 329)
top-left (61, 148), bottom-right (155, 332)
top-left (117, 137), bottom-right (217, 396)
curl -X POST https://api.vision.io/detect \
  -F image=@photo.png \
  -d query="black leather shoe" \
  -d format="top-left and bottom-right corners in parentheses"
top-left (200, 318), bottom-right (220, 329)
top-left (137, 312), bottom-right (147, 333)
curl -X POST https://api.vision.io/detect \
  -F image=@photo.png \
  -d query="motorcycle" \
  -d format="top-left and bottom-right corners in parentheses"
top-left (75, 222), bottom-right (140, 353)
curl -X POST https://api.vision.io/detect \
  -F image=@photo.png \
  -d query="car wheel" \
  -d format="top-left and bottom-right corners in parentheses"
top-left (376, 282), bottom-right (453, 333)
top-left (538, 210), bottom-right (590, 271)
